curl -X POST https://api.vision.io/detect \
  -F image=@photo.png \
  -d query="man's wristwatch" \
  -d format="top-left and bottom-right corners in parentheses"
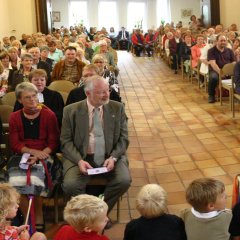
top-left (110, 156), bottom-right (117, 162)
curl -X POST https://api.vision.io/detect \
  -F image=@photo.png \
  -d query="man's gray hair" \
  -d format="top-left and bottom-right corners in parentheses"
top-left (84, 76), bottom-right (108, 94)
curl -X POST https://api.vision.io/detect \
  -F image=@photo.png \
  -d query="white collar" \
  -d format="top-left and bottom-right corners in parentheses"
top-left (191, 207), bottom-right (226, 219)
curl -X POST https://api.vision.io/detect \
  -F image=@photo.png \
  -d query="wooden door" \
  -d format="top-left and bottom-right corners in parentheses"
top-left (35, 0), bottom-right (52, 34)
top-left (200, 0), bottom-right (220, 27)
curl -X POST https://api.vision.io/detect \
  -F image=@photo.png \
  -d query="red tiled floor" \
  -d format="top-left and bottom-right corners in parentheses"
top-left (46, 51), bottom-right (240, 240)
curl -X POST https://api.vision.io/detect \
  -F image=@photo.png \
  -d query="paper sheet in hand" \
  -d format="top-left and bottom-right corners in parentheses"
top-left (19, 153), bottom-right (30, 170)
top-left (87, 167), bottom-right (108, 175)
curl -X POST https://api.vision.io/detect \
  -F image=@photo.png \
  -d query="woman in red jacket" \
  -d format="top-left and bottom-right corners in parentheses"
top-left (8, 82), bottom-right (60, 232)
top-left (132, 29), bottom-right (145, 57)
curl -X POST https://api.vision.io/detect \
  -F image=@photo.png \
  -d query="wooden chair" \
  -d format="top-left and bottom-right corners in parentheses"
top-left (190, 57), bottom-right (201, 85)
top-left (86, 178), bottom-right (121, 223)
top-left (48, 80), bottom-right (76, 93)
top-left (0, 92), bottom-right (16, 107)
top-left (232, 77), bottom-right (240, 118)
top-left (152, 41), bottom-right (160, 58)
top-left (0, 105), bottom-right (13, 159)
top-left (198, 61), bottom-right (209, 92)
top-left (0, 105), bottom-right (13, 124)
top-left (58, 91), bottom-right (68, 105)
top-left (219, 62), bottom-right (236, 109)
top-left (53, 177), bottom-right (121, 224)
top-left (181, 58), bottom-right (191, 81)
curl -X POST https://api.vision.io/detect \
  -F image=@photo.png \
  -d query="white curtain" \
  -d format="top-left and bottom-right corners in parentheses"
top-left (98, 1), bottom-right (118, 31)
top-left (156, 0), bottom-right (171, 26)
top-left (69, 1), bottom-right (88, 28)
top-left (127, 1), bottom-right (147, 31)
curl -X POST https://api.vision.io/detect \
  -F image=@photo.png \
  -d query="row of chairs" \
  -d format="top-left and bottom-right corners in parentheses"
top-left (181, 59), bottom-right (240, 117)
top-left (0, 80), bottom-right (77, 107)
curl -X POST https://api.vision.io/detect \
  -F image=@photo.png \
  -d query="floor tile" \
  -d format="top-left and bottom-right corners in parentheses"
top-left (201, 167), bottom-right (226, 177)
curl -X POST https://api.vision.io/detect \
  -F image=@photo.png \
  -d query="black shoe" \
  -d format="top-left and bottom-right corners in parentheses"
top-left (104, 219), bottom-right (112, 230)
top-left (174, 70), bottom-right (178, 74)
top-left (208, 96), bottom-right (215, 103)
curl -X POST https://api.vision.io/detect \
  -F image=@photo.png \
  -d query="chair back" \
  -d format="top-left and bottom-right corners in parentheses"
top-left (0, 105), bottom-right (13, 124)
top-left (48, 80), bottom-right (76, 93)
top-left (58, 91), bottom-right (68, 105)
top-left (1, 92), bottom-right (16, 107)
top-left (221, 62), bottom-right (236, 77)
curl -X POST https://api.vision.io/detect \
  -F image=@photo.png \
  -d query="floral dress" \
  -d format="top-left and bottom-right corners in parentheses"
top-left (0, 226), bottom-right (19, 240)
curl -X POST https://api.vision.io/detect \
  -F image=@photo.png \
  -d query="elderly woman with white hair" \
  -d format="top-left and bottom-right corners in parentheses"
top-left (97, 39), bottom-right (115, 67)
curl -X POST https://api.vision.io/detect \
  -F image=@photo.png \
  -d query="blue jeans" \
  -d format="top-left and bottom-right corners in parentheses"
top-left (208, 71), bottom-right (219, 97)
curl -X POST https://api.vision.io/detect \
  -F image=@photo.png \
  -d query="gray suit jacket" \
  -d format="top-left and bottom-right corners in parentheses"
top-left (60, 100), bottom-right (129, 171)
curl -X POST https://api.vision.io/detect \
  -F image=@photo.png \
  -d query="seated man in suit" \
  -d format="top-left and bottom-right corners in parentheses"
top-left (117, 27), bottom-right (130, 50)
top-left (61, 75), bottom-right (131, 224)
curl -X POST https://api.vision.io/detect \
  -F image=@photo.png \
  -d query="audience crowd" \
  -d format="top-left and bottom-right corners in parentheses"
top-left (1, 18), bottom-right (240, 239)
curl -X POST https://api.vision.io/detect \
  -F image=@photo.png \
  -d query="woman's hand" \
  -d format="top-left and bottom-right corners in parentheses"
top-left (27, 156), bottom-right (39, 165)
top-left (17, 225), bottom-right (30, 240)
top-left (17, 224), bottom-right (29, 233)
top-left (201, 59), bottom-right (209, 65)
top-left (30, 149), bottom-right (49, 160)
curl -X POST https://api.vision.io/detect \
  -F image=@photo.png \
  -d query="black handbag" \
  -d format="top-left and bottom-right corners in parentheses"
top-left (0, 153), bottom-right (7, 169)
top-left (46, 154), bottom-right (63, 197)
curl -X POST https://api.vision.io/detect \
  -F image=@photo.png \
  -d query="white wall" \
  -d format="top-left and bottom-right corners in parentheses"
top-left (170, 0), bottom-right (201, 27)
top-left (1, 0), bottom-right (236, 40)
top-left (51, 0), bottom-right (69, 29)
top-left (0, 0), bottom-right (10, 39)
top-left (220, 0), bottom-right (240, 29)
top-left (0, 0), bottom-right (37, 40)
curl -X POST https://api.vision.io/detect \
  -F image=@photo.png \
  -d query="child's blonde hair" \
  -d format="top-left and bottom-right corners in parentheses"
top-left (64, 194), bottom-right (108, 232)
top-left (136, 184), bottom-right (168, 218)
top-left (186, 178), bottom-right (225, 212)
top-left (0, 183), bottom-right (20, 226)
